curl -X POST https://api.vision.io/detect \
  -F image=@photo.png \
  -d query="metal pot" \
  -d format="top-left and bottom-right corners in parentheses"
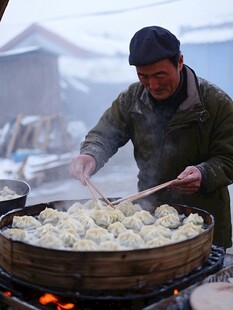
top-left (0, 179), bottom-right (31, 215)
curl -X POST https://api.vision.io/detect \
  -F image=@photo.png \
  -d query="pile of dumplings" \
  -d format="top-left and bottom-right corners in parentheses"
top-left (0, 186), bottom-right (21, 201)
top-left (1, 200), bottom-right (205, 251)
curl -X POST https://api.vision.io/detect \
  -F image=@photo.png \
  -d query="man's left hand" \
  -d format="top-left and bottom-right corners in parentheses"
top-left (170, 166), bottom-right (202, 194)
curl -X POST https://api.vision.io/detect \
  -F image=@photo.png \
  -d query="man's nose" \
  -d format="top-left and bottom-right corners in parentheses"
top-left (148, 77), bottom-right (159, 89)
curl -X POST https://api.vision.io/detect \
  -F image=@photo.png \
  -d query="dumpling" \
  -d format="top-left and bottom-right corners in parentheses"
top-left (35, 223), bottom-right (59, 237)
top-left (107, 209), bottom-right (125, 223)
top-left (98, 240), bottom-right (124, 251)
top-left (0, 186), bottom-right (21, 201)
top-left (12, 215), bottom-right (41, 230)
top-left (139, 225), bottom-right (157, 238)
top-left (85, 227), bottom-right (114, 244)
top-left (2, 228), bottom-right (28, 241)
top-left (117, 230), bottom-right (145, 249)
top-left (57, 218), bottom-right (85, 236)
top-left (145, 236), bottom-right (171, 248)
top-left (82, 199), bottom-right (110, 210)
top-left (155, 213), bottom-right (180, 229)
top-left (122, 215), bottom-right (144, 232)
top-left (171, 230), bottom-right (187, 242)
top-left (73, 239), bottom-right (98, 251)
top-left (133, 210), bottom-right (155, 225)
top-left (91, 209), bottom-right (125, 227)
top-left (71, 213), bottom-right (96, 230)
top-left (115, 201), bottom-right (142, 217)
top-left (81, 199), bottom-right (97, 210)
top-left (67, 202), bottom-right (84, 214)
top-left (182, 222), bottom-right (204, 235)
top-left (142, 226), bottom-right (172, 242)
top-left (59, 230), bottom-right (81, 247)
top-left (154, 204), bottom-right (179, 218)
top-left (107, 222), bottom-right (127, 237)
top-left (171, 222), bottom-right (204, 243)
top-left (90, 209), bottom-right (112, 228)
top-left (38, 208), bottom-right (69, 225)
top-left (183, 213), bottom-right (204, 226)
top-left (38, 207), bottom-right (58, 222)
top-left (36, 233), bottom-right (64, 249)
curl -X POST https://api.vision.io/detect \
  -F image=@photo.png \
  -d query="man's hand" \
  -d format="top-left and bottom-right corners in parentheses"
top-left (171, 166), bottom-right (202, 194)
top-left (70, 154), bottom-right (96, 185)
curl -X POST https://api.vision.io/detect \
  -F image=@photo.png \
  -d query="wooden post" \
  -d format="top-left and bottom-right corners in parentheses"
top-left (6, 114), bottom-right (23, 158)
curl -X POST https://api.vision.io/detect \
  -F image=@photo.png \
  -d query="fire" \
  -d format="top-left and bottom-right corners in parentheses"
top-left (4, 291), bottom-right (12, 296)
top-left (173, 289), bottom-right (179, 295)
top-left (39, 293), bottom-right (75, 310)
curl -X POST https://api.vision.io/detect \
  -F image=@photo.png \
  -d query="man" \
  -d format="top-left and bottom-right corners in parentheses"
top-left (70, 25), bottom-right (233, 250)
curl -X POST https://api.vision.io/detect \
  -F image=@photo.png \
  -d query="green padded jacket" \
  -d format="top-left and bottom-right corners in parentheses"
top-left (80, 65), bottom-right (233, 249)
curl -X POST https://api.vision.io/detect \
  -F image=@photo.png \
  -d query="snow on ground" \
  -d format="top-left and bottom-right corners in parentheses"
top-left (26, 160), bottom-right (138, 205)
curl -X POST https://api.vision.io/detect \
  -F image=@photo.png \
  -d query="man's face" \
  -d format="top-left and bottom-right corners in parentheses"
top-left (136, 55), bottom-right (183, 101)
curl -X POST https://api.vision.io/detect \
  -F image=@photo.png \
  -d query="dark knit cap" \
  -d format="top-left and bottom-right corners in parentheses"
top-left (129, 26), bottom-right (180, 66)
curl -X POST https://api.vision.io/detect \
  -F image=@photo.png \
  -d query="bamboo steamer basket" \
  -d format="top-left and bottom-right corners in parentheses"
top-left (0, 200), bottom-right (214, 291)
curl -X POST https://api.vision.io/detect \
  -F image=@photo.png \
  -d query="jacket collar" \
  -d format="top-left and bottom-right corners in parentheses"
top-left (178, 65), bottom-right (200, 110)
top-left (138, 65), bottom-right (209, 123)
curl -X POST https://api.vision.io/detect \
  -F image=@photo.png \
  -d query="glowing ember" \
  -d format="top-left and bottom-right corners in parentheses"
top-left (39, 293), bottom-right (57, 304)
top-left (4, 291), bottom-right (12, 296)
top-left (39, 293), bottom-right (75, 309)
top-left (173, 289), bottom-right (179, 295)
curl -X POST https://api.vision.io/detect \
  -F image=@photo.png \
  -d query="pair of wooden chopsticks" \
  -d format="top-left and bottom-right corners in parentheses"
top-left (84, 177), bottom-right (115, 208)
top-left (111, 179), bottom-right (175, 205)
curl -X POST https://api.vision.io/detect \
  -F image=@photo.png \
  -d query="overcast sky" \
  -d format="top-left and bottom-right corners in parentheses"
top-left (1, 0), bottom-right (233, 51)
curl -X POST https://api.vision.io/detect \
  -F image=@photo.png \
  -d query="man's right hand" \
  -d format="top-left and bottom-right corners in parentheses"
top-left (70, 154), bottom-right (96, 185)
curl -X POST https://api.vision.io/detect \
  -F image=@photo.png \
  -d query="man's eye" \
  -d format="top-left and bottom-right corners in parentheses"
top-left (157, 74), bottom-right (166, 79)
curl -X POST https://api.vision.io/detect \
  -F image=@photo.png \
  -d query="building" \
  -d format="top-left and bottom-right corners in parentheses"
top-left (0, 23), bottom-right (129, 127)
top-left (0, 47), bottom-right (61, 127)
top-left (180, 22), bottom-right (233, 98)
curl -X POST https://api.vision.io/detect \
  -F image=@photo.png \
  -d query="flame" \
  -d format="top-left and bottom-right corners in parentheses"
top-left (39, 293), bottom-right (75, 309)
top-left (4, 291), bottom-right (12, 296)
top-left (39, 293), bottom-right (58, 304)
top-left (173, 289), bottom-right (179, 295)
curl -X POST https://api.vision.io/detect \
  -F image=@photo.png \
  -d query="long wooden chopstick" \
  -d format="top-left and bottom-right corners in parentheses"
top-left (111, 179), bottom-right (175, 205)
top-left (84, 178), bottom-right (99, 203)
top-left (84, 177), bottom-right (115, 208)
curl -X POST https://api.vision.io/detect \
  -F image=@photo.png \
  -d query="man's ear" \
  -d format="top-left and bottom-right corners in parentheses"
top-left (178, 54), bottom-right (184, 71)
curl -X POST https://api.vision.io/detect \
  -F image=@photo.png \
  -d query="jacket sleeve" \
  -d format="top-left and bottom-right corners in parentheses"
top-left (196, 85), bottom-right (233, 192)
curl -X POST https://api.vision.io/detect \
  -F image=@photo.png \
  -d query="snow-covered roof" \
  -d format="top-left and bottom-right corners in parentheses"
top-left (0, 45), bottom-right (57, 58)
top-left (179, 22), bottom-right (233, 44)
top-left (0, 23), bottom-right (104, 58)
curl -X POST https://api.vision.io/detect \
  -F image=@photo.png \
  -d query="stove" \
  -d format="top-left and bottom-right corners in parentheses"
top-left (0, 245), bottom-right (225, 310)
top-left (145, 249), bottom-right (233, 310)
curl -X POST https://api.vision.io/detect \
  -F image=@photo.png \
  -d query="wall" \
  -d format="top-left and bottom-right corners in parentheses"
top-left (182, 40), bottom-right (233, 98)
top-left (0, 48), bottom-right (61, 127)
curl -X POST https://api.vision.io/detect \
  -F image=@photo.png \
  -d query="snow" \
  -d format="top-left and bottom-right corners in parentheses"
top-left (0, 158), bottom-right (21, 180)
top-left (180, 24), bottom-right (233, 44)
top-left (59, 56), bottom-right (136, 83)
top-left (0, 46), bottom-right (42, 57)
